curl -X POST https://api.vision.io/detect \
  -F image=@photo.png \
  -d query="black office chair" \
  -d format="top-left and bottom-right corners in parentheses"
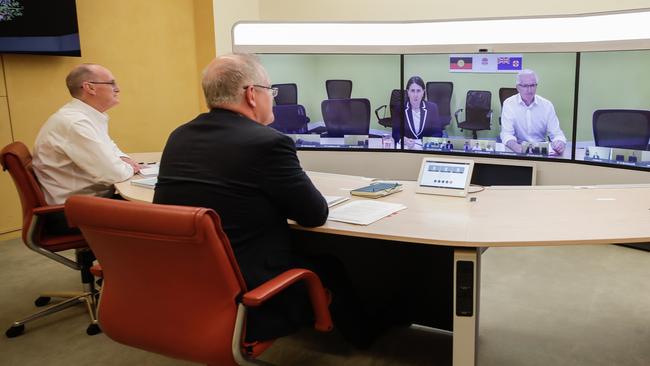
top-left (321, 98), bottom-right (370, 137)
top-left (325, 79), bottom-right (353, 99)
top-left (374, 89), bottom-right (405, 128)
top-left (270, 105), bottom-right (309, 134)
top-left (498, 87), bottom-right (518, 125)
top-left (426, 82), bottom-right (453, 128)
top-left (272, 83), bottom-right (298, 105)
top-left (593, 109), bottom-right (650, 150)
top-left (454, 90), bottom-right (492, 139)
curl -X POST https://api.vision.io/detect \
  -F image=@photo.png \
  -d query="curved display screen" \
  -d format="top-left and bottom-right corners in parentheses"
top-left (259, 50), bottom-right (650, 171)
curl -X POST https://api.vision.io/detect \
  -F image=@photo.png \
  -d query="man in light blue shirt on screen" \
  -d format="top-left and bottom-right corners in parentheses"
top-left (500, 69), bottom-right (567, 154)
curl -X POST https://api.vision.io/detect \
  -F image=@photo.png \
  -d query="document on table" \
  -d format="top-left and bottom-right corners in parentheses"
top-left (328, 200), bottom-right (406, 225)
top-left (323, 195), bottom-right (350, 207)
top-left (130, 177), bottom-right (157, 189)
top-left (138, 165), bottom-right (159, 177)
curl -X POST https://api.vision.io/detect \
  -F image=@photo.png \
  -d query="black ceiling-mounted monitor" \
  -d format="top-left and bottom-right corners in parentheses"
top-left (0, 0), bottom-right (81, 56)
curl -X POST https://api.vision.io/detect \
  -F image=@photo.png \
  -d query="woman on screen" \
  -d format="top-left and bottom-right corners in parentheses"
top-left (392, 76), bottom-right (443, 149)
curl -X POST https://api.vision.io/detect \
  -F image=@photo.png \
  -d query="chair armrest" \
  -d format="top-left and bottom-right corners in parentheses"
top-left (454, 108), bottom-right (463, 125)
top-left (90, 264), bottom-right (103, 278)
top-left (32, 205), bottom-right (65, 216)
top-left (374, 105), bottom-right (387, 120)
top-left (243, 268), bottom-right (333, 332)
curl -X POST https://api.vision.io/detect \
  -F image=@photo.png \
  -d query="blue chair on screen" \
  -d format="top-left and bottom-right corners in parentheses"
top-left (593, 109), bottom-right (650, 151)
top-left (321, 98), bottom-right (370, 137)
top-left (325, 79), bottom-right (353, 99)
top-left (454, 90), bottom-right (493, 139)
top-left (426, 81), bottom-right (454, 128)
top-left (272, 83), bottom-right (298, 105)
top-left (270, 105), bottom-right (309, 134)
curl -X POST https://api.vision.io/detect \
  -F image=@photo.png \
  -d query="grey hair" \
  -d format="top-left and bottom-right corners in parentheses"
top-left (66, 63), bottom-right (100, 97)
top-left (202, 54), bottom-right (268, 108)
top-left (516, 69), bottom-right (539, 85)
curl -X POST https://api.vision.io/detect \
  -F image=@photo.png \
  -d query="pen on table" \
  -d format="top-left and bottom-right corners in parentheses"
top-left (138, 162), bottom-right (158, 165)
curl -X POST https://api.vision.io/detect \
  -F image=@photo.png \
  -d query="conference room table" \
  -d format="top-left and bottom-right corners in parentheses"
top-left (117, 152), bottom-right (650, 366)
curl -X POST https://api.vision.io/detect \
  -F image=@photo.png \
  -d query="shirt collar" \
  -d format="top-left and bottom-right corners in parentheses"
top-left (69, 98), bottom-right (109, 123)
top-left (516, 94), bottom-right (537, 108)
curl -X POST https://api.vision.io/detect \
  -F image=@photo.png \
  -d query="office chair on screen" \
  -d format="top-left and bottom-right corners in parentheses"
top-left (272, 83), bottom-right (298, 105)
top-left (593, 109), bottom-right (650, 150)
top-left (375, 89), bottom-right (404, 128)
top-left (498, 87), bottom-right (518, 125)
top-left (325, 79), bottom-right (353, 99)
top-left (270, 105), bottom-right (309, 134)
top-left (0, 141), bottom-right (99, 338)
top-left (454, 90), bottom-right (493, 139)
top-left (426, 82), bottom-right (454, 128)
top-left (321, 98), bottom-right (371, 137)
top-left (64, 196), bottom-right (333, 366)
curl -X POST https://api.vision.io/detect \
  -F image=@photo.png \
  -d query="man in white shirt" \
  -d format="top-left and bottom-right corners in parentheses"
top-left (500, 69), bottom-right (567, 155)
top-left (33, 63), bottom-right (139, 208)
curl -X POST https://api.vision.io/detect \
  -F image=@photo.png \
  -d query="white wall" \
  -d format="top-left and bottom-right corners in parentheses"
top-left (212, 0), bottom-right (259, 55)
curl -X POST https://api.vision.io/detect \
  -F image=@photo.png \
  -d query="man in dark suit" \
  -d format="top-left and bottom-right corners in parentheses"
top-left (153, 54), bottom-right (329, 342)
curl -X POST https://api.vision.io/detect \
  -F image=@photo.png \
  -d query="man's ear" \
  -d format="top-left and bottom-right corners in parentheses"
top-left (244, 87), bottom-right (257, 108)
top-left (82, 82), bottom-right (96, 96)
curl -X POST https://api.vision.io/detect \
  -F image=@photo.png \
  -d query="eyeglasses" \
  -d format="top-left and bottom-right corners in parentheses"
top-left (243, 85), bottom-right (279, 97)
top-left (518, 83), bottom-right (538, 89)
top-left (84, 80), bottom-right (118, 89)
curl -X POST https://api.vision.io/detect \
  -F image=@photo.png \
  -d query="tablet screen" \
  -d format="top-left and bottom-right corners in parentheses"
top-left (420, 160), bottom-right (471, 190)
top-left (416, 157), bottom-right (475, 197)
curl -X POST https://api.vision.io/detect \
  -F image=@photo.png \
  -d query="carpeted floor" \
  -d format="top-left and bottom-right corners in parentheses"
top-left (1, 238), bottom-right (649, 365)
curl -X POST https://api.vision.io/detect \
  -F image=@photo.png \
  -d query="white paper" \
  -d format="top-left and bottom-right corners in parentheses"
top-left (323, 195), bottom-right (350, 207)
top-left (328, 200), bottom-right (406, 225)
top-left (138, 165), bottom-right (159, 177)
top-left (130, 177), bottom-right (157, 189)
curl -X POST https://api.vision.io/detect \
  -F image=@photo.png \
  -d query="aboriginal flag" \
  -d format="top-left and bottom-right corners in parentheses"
top-left (450, 57), bottom-right (473, 70)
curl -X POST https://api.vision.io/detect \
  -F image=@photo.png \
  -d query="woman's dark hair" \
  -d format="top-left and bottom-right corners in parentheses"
top-left (405, 76), bottom-right (426, 99)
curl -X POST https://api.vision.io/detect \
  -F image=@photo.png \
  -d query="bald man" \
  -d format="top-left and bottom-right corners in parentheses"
top-left (33, 64), bottom-right (139, 209)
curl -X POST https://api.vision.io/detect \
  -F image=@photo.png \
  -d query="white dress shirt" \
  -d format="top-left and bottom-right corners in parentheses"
top-left (500, 94), bottom-right (567, 145)
top-left (33, 98), bottom-right (134, 204)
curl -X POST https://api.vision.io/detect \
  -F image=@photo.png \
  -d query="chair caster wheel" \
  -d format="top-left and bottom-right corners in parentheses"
top-left (34, 296), bottom-right (51, 307)
top-left (6, 324), bottom-right (25, 338)
top-left (86, 323), bottom-right (101, 336)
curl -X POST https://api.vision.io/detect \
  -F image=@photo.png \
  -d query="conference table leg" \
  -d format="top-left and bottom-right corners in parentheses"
top-left (452, 248), bottom-right (481, 366)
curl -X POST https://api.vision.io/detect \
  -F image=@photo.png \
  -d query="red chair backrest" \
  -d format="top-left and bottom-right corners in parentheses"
top-left (65, 196), bottom-right (249, 365)
top-left (0, 142), bottom-right (49, 242)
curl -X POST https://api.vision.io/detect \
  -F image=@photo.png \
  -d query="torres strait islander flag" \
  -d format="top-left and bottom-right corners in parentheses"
top-left (449, 56), bottom-right (473, 70)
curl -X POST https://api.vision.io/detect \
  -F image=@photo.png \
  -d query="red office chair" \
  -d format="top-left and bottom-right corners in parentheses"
top-left (65, 196), bottom-right (333, 366)
top-left (0, 141), bottom-right (99, 338)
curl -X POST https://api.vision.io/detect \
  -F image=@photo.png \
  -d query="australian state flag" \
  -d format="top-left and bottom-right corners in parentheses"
top-left (450, 56), bottom-right (473, 70)
top-left (497, 56), bottom-right (523, 71)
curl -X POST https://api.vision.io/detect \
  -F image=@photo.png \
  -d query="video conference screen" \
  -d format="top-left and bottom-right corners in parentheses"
top-left (574, 50), bottom-right (650, 168)
top-left (260, 50), bottom-right (650, 170)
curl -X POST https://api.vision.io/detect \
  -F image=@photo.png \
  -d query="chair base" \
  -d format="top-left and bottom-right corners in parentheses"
top-left (5, 291), bottom-right (99, 338)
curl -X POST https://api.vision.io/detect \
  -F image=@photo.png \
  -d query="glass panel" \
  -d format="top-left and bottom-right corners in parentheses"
top-left (259, 54), bottom-right (400, 150)
top-left (576, 50), bottom-right (650, 168)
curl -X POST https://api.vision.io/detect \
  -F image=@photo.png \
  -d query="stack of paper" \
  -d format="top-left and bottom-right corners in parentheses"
top-left (328, 200), bottom-right (406, 225)
top-left (130, 177), bottom-right (157, 189)
top-left (138, 165), bottom-right (159, 177)
top-left (323, 195), bottom-right (349, 207)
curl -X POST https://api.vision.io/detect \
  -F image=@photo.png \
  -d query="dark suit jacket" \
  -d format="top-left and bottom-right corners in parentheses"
top-left (153, 108), bottom-right (328, 341)
top-left (392, 100), bottom-right (443, 142)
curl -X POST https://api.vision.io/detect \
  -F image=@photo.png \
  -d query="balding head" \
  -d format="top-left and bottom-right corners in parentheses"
top-left (66, 64), bottom-right (101, 97)
top-left (66, 63), bottom-right (120, 112)
top-left (202, 54), bottom-right (269, 108)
